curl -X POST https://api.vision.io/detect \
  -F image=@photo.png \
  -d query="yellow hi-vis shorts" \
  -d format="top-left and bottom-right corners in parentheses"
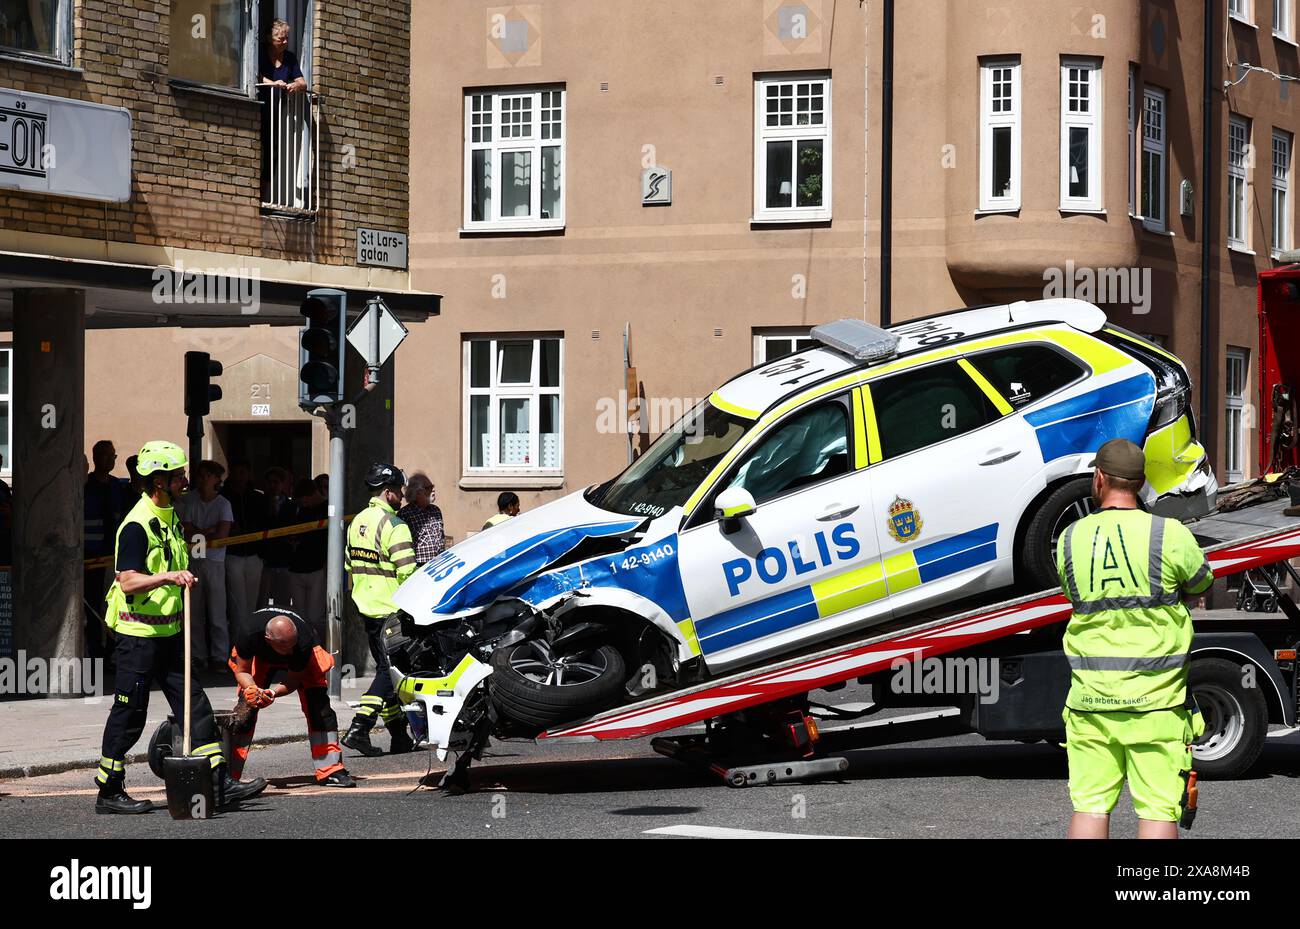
top-left (1063, 706), bottom-right (1205, 822)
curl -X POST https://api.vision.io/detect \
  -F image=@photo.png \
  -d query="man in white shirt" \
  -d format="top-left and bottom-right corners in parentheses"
top-left (177, 460), bottom-right (234, 671)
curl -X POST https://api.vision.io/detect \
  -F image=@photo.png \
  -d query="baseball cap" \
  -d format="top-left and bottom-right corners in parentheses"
top-left (1089, 438), bottom-right (1146, 481)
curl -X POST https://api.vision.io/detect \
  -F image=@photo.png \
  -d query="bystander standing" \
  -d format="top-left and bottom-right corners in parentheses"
top-left (259, 466), bottom-right (296, 607)
top-left (482, 491), bottom-right (520, 531)
top-left (222, 459), bottom-right (267, 641)
top-left (177, 460), bottom-right (234, 672)
top-left (397, 472), bottom-right (445, 566)
top-left (287, 478), bottom-right (328, 643)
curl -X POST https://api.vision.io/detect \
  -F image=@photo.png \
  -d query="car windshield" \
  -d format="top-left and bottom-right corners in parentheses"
top-left (592, 400), bottom-right (751, 520)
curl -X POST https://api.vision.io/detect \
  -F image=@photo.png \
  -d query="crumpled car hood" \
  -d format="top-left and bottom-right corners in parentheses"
top-left (392, 490), bottom-right (645, 624)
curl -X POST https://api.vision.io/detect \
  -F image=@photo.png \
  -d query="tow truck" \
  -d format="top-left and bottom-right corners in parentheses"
top-left (533, 496), bottom-right (1300, 787)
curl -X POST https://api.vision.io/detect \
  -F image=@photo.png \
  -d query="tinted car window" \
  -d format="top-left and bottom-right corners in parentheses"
top-left (966, 344), bottom-right (1086, 409)
top-left (721, 399), bottom-right (851, 506)
top-left (870, 361), bottom-right (1000, 460)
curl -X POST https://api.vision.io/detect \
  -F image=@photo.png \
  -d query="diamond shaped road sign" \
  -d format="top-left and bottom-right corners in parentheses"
top-left (346, 299), bottom-right (408, 369)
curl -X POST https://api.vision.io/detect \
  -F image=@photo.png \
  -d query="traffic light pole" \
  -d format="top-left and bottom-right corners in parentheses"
top-left (325, 405), bottom-right (347, 700)
top-left (186, 414), bottom-right (204, 479)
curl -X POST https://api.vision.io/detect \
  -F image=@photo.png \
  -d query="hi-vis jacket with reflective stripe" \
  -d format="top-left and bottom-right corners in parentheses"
top-left (1056, 507), bottom-right (1214, 713)
top-left (346, 498), bottom-right (417, 618)
top-left (103, 494), bottom-right (190, 638)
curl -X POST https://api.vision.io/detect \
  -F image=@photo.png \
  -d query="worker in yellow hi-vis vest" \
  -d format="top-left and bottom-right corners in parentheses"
top-left (1057, 438), bottom-right (1214, 839)
top-left (97, 440), bottom-right (267, 814)
top-left (341, 462), bottom-right (419, 757)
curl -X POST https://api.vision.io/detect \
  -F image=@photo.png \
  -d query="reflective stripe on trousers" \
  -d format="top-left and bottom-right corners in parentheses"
top-left (309, 730), bottom-right (344, 780)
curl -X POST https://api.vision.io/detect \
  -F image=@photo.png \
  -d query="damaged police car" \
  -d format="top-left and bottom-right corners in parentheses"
top-left (387, 298), bottom-right (1216, 755)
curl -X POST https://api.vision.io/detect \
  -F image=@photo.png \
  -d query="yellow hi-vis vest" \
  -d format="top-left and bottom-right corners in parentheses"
top-left (346, 498), bottom-right (417, 618)
top-left (1056, 507), bottom-right (1214, 713)
top-left (104, 494), bottom-right (190, 638)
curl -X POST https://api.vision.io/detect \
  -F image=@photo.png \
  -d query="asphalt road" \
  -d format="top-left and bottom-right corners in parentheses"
top-left (5, 702), bottom-right (1300, 840)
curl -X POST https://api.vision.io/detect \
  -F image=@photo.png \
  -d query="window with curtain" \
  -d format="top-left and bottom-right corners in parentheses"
top-left (753, 74), bottom-right (832, 221)
top-left (464, 87), bottom-right (565, 230)
top-left (464, 336), bottom-right (563, 472)
top-left (0, 0), bottom-right (68, 61)
top-left (170, 0), bottom-right (251, 90)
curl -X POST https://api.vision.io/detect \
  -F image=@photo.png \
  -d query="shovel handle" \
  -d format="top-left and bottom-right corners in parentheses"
top-left (183, 584), bottom-right (192, 757)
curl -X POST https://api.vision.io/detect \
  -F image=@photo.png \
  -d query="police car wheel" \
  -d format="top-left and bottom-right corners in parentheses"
top-left (1021, 477), bottom-right (1094, 591)
top-left (489, 641), bottom-right (626, 729)
top-left (1189, 658), bottom-right (1267, 780)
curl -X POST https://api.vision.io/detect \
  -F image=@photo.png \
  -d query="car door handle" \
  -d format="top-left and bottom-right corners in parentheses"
top-left (817, 504), bottom-right (859, 521)
top-left (979, 449), bottom-right (1021, 466)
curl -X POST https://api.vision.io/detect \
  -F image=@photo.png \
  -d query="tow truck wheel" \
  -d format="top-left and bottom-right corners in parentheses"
top-left (1189, 658), bottom-right (1268, 780)
top-left (1020, 477), bottom-right (1095, 590)
top-left (489, 640), bottom-right (626, 729)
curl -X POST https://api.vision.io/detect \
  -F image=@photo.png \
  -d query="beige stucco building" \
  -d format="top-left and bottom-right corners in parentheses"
top-left (36, 0), bottom-right (1297, 546)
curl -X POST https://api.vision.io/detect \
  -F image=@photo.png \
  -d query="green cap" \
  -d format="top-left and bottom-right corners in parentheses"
top-left (1089, 438), bottom-right (1146, 481)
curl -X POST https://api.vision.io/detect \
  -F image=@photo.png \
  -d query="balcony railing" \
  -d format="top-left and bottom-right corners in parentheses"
top-left (261, 84), bottom-right (320, 218)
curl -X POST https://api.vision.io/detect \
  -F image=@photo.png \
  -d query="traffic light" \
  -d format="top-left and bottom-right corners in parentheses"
top-left (299, 288), bottom-right (347, 408)
top-left (183, 351), bottom-right (223, 417)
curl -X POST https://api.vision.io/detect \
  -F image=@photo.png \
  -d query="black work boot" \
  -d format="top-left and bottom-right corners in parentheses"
top-left (213, 764), bottom-right (268, 807)
top-left (342, 715), bottom-right (384, 757)
top-left (94, 775), bottom-right (154, 815)
top-left (386, 719), bottom-right (416, 755)
top-left (320, 769), bottom-right (357, 788)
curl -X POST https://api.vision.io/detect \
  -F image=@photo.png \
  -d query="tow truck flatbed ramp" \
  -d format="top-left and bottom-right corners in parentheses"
top-left (539, 500), bottom-right (1300, 744)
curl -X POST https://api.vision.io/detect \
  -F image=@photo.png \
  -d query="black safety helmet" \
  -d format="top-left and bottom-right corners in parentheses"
top-left (364, 462), bottom-right (407, 489)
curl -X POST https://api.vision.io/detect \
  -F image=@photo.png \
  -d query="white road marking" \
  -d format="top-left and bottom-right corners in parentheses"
top-left (643, 824), bottom-right (872, 839)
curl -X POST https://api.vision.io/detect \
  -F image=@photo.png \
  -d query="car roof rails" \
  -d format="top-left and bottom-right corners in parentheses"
top-left (810, 318), bottom-right (900, 362)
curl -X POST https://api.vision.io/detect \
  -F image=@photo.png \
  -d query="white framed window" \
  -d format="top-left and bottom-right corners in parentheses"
top-left (1229, 114), bottom-right (1251, 249)
top-left (464, 336), bottom-right (563, 473)
top-left (1060, 59), bottom-right (1103, 211)
top-left (1273, 129), bottom-right (1292, 254)
top-left (1277, 0), bottom-right (1295, 38)
top-left (979, 58), bottom-right (1021, 212)
top-left (0, 0), bottom-right (72, 64)
top-left (1141, 87), bottom-right (1167, 231)
top-left (0, 347), bottom-right (10, 479)
top-left (463, 87), bottom-right (565, 231)
top-left (1128, 67), bottom-right (1137, 215)
top-left (753, 74), bottom-right (832, 222)
top-left (1230, 0), bottom-right (1253, 24)
top-left (1225, 348), bottom-right (1249, 483)
top-left (753, 329), bottom-right (816, 365)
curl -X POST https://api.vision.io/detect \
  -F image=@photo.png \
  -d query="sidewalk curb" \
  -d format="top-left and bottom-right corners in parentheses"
top-left (0, 732), bottom-right (309, 780)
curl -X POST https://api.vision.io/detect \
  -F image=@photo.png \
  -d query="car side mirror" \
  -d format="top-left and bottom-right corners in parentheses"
top-left (714, 487), bottom-right (757, 534)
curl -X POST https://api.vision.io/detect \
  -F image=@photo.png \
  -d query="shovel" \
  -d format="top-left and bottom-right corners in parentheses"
top-left (163, 585), bottom-right (215, 820)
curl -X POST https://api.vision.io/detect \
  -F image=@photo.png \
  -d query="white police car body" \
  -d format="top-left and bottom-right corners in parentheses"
top-left (392, 299), bottom-right (1216, 736)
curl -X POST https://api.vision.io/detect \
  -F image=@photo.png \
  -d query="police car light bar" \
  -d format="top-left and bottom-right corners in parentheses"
top-left (810, 318), bottom-right (900, 362)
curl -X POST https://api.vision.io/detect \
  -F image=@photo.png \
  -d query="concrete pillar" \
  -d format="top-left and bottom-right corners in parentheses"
top-left (12, 290), bottom-right (86, 670)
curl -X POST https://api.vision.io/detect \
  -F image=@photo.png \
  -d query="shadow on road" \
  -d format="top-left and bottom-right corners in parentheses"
top-left (452, 736), bottom-right (1300, 795)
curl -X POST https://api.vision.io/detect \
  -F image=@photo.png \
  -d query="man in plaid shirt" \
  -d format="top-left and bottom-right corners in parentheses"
top-left (397, 472), bottom-right (446, 565)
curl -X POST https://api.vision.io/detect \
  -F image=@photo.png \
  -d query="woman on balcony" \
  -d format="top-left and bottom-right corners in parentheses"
top-left (259, 19), bottom-right (307, 94)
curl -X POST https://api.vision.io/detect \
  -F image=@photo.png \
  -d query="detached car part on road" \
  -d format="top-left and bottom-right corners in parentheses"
top-left (384, 298), bottom-right (1226, 772)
